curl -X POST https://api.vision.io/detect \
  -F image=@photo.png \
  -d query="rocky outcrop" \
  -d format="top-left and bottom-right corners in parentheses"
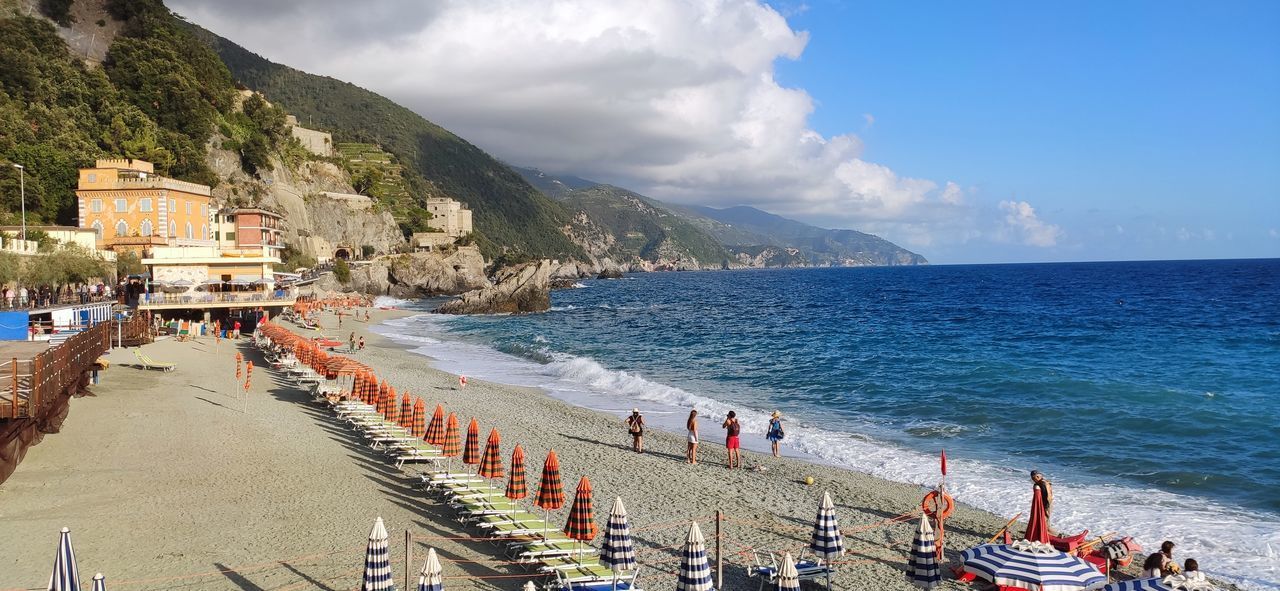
top-left (317, 247), bottom-right (488, 297)
top-left (435, 260), bottom-right (553, 315)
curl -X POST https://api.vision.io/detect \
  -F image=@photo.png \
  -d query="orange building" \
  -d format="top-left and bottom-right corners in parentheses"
top-left (75, 159), bottom-right (214, 253)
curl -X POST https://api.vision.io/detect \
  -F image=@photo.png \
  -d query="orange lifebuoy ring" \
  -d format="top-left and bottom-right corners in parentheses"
top-left (922, 490), bottom-right (955, 519)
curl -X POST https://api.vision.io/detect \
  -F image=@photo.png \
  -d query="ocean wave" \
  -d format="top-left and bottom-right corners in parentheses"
top-left (377, 314), bottom-right (1280, 590)
top-left (372, 295), bottom-right (412, 308)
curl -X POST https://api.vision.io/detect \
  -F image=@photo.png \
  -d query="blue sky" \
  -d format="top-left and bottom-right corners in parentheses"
top-left (773, 0), bottom-right (1280, 262)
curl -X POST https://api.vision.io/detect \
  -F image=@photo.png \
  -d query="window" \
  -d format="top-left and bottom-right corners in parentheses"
top-left (185, 222), bottom-right (193, 239)
top-left (90, 199), bottom-right (103, 213)
top-left (114, 199), bottom-right (127, 212)
top-left (139, 198), bottom-right (152, 212)
top-left (91, 221), bottom-right (103, 239)
top-left (140, 219), bottom-right (153, 236)
top-left (169, 221), bottom-right (176, 237)
top-left (186, 202), bottom-right (192, 215)
top-left (168, 199), bottom-right (175, 212)
top-left (201, 204), bottom-right (208, 217)
top-left (87, 173), bottom-right (97, 183)
top-left (115, 220), bottom-right (127, 236)
top-left (201, 225), bottom-right (208, 240)
top-left (224, 232), bottom-right (235, 241)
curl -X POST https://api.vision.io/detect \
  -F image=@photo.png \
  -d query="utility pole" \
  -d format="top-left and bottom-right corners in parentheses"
top-left (12, 164), bottom-right (25, 241)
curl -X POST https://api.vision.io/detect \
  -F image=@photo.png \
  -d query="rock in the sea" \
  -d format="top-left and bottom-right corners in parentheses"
top-left (597, 268), bottom-right (624, 279)
top-left (435, 259), bottom-right (553, 314)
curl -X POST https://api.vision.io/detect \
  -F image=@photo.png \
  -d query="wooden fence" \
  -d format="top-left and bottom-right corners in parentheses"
top-left (1, 323), bottom-right (110, 419)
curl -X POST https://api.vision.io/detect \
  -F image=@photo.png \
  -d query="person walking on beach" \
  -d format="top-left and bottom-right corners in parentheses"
top-left (1031, 470), bottom-right (1054, 531)
top-left (349, 332), bottom-right (356, 352)
top-left (722, 411), bottom-right (742, 469)
top-left (766, 411), bottom-right (785, 457)
top-left (625, 409), bottom-right (645, 453)
top-left (686, 410), bottom-right (700, 464)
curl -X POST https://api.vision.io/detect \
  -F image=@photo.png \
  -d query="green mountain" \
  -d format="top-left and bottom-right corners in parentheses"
top-left (187, 24), bottom-right (583, 261)
top-left (559, 185), bottom-right (730, 269)
top-left (511, 166), bottom-right (598, 199)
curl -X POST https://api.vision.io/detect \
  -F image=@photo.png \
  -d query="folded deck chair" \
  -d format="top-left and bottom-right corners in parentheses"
top-left (749, 550), bottom-right (832, 591)
top-left (133, 349), bottom-right (176, 372)
top-left (555, 567), bottom-right (642, 591)
top-left (554, 564), bottom-right (638, 588)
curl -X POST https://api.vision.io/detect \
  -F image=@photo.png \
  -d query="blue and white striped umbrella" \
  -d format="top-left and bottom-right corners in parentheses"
top-left (961, 543), bottom-right (1106, 591)
top-left (602, 497), bottom-right (637, 574)
top-left (417, 547), bottom-right (443, 591)
top-left (676, 521), bottom-right (714, 591)
top-left (91, 573), bottom-right (106, 591)
top-left (47, 527), bottom-right (80, 591)
top-left (907, 513), bottom-right (941, 589)
top-left (810, 492), bottom-right (844, 561)
top-left (1097, 579), bottom-right (1176, 591)
top-left (361, 517), bottom-right (396, 591)
top-left (777, 552), bottom-right (800, 591)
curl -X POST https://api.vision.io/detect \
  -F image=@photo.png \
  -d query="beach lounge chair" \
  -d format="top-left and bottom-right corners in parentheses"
top-left (133, 349), bottom-right (176, 372)
top-left (553, 564), bottom-right (640, 589)
top-left (748, 550), bottom-right (833, 591)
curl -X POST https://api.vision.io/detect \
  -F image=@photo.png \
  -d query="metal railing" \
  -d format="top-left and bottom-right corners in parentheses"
top-left (0, 322), bottom-right (110, 419)
top-left (0, 293), bottom-right (116, 311)
top-left (138, 290), bottom-right (297, 306)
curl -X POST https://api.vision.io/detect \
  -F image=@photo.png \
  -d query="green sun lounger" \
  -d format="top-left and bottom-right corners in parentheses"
top-left (133, 349), bottom-right (175, 372)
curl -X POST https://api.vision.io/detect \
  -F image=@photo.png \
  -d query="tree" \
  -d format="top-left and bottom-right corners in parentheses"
top-left (116, 249), bottom-right (144, 276)
top-left (39, 0), bottom-right (76, 27)
top-left (0, 251), bottom-right (20, 285)
top-left (333, 258), bottom-right (351, 284)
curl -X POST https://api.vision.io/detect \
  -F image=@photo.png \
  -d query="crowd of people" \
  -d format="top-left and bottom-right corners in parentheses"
top-left (623, 407), bottom-right (788, 469)
top-left (2, 283), bottom-right (114, 309)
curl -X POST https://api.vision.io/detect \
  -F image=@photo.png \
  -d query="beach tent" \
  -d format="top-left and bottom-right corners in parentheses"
top-left (506, 445), bottom-right (528, 500)
top-left (416, 547), bottom-right (443, 591)
top-left (478, 429), bottom-right (504, 479)
top-left (360, 517), bottom-right (395, 591)
top-left (777, 553), bottom-right (800, 591)
top-left (961, 542), bottom-right (1105, 591)
top-left (47, 527), bottom-right (81, 591)
top-left (676, 521), bottom-right (714, 591)
top-left (907, 513), bottom-right (941, 589)
top-left (602, 496), bottom-right (637, 591)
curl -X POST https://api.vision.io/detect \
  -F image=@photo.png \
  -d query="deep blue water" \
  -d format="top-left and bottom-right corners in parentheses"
top-left (378, 259), bottom-right (1280, 587)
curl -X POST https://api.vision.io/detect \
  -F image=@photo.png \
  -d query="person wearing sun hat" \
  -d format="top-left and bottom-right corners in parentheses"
top-left (625, 408), bottom-right (645, 453)
top-left (766, 410), bottom-right (785, 457)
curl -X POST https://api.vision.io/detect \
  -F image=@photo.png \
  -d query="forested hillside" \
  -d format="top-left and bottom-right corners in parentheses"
top-left (190, 26), bottom-right (583, 261)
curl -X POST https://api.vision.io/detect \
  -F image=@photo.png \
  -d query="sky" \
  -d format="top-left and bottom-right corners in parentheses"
top-left (168, 0), bottom-right (1280, 264)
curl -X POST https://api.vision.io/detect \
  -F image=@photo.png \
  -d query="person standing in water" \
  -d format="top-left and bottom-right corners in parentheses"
top-left (722, 411), bottom-right (742, 469)
top-left (625, 409), bottom-right (645, 453)
top-left (686, 410), bottom-right (699, 464)
top-left (766, 411), bottom-right (785, 457)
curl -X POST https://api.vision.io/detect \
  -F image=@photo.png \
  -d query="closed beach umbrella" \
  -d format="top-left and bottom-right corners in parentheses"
top-left (478, 429), bottom-right (504, 479)
top-left (523, 583), bottom-right (537, 591)
top-left (462, 418), bottom-right (481, 466)
top-left (47, 527), bottom-right (80, 591)
top-left (777, 552), bottom-right (800, 591)
top-left (361, 516), bottom-right (395, 591)
top-left (91, 573), bottom-right (105, 591)
top-left (416, 547), bottom-right (443, 591)
top-left (441, 413), bottom-right (461, 458)
top-left (1097, 580), bottom-right (1177, 591)
top-left (961, 543), bottom-right (1105, 591)
top-left (907, 513), bottom-right (941, 589)
top-left (565, 476), bottom-right (597, 542)
top-left (411, 398), bottom-right (426, 438)
top-left (534, 450), bottom-right (565, 511)
top-left (1025, 485), bottom-right (1050, 544)
top-left (506, 444), bottom-right (528, 500)
top-left (425, 404), bottom-right (446, 445)
top-left (676, 521), bottom-right (714, 591)
top-left (810, 491), bottom-right (843, 590)
top-left (385, 387), bottom-right (400, 424)
top-left (399, 393), bottom-right (413, 428)
top-left (602, 496), bottom-right (637, 591)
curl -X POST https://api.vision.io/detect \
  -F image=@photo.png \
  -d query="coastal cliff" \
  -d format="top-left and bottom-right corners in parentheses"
top-left (435, 259), bottom-right (553, 314)
top-left (318, 247), bottom-right (488, 297)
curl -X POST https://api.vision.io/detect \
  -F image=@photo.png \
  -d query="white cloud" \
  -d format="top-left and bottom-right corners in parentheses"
top-left (1114, 224), bottom-right (1125, 235)
top-left (1177, 227), bottom-right (1193, 241)
top-left (862, 113), bottom-right (875, 129)
top-left (170, 0), bottom-right (986, 248)
top-left (998, 200), bottom-right (1062, 247)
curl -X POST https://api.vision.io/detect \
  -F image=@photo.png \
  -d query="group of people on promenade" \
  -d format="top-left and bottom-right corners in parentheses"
top-left (624, 407), bottom-right (786, 468)
top-left (2, 282), bottom-right (113, 309)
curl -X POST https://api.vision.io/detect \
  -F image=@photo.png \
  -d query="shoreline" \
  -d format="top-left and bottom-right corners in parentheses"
top-left (0, 306), bottom-right (1248, 590)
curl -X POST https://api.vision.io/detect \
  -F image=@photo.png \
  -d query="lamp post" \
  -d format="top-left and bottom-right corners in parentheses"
top-left (11, 164), bottom-right (25, 241)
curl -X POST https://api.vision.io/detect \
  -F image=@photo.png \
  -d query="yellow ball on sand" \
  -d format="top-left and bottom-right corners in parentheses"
top-left (804, 476), bottom-right (815, 486)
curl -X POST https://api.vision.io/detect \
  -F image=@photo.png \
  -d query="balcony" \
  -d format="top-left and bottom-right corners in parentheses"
top-left (137, 289), bottom-right (297, 310)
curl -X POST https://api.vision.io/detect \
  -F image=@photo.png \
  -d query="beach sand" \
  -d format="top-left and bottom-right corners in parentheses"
top-left (0, 308), bottom-right (1134, 590)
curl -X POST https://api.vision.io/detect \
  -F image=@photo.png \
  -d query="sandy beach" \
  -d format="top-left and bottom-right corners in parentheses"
top-left (0, 308), bottom-right (1146, 590)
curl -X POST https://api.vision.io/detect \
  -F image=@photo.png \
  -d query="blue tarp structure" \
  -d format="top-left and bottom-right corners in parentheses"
top-left (0, 310), bottom-right (30, 341)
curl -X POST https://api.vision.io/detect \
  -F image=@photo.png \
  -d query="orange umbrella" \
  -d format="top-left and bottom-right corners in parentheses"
top-left (410, 398), bottom-right (426, 438)
top-left (564, 476), bottom-right (597, 542)
top-left (425, 404), bottom-right (445, 445)
top-left (478, 429), bottom-right (503, 479)
top-left (441, 413), bottom-right (461, 458)
top-left (462, 418), bottom-right (481, 466)
top-left (399, 392), bottom-right (413, 428)
top-left (505, 445), bottom-right (527, 500)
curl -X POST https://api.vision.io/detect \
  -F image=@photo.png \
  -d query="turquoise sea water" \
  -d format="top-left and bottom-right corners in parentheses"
top-left (375, 259), bottom-right (1280, 588)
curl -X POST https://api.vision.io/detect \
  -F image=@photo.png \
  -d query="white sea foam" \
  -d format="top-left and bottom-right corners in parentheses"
top-left (373, 313), bottom-right (1280, 590)
top-left (372, 295), bottom-right (413, 308)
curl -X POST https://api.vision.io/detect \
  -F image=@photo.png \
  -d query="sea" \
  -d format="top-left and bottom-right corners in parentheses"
top-left (372, 259), bottom-right (1280, 589)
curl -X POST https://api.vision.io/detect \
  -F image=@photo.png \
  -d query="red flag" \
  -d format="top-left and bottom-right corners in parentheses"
top-left (941, 449), bottom-right (948, 476)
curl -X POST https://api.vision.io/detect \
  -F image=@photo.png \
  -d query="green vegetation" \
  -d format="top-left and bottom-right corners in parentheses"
top-left (192, 26), bottom-right (584, 260)
top-left (218, 93), bottom-right (291, 175)
top-left (334, 142), bottom-right (432, 233)
top-left (115, 249), bottom-right (144, 276)
top-left (276, 242), bottom-right (315, 271)
top-left (13, 243), bottom-right (109, 286)
top-left (0, 250), bottom-right (19, 285)
top-left (560, 185), bottom-right (730, 267)
top-left (38, 0), bottom-right (75, 27)
top-left (332, 258), bottom-right (350, 284)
